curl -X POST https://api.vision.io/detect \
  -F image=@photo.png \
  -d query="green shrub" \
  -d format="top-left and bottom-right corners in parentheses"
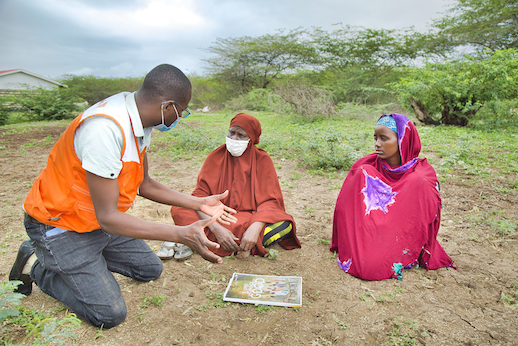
top-left (470, 98), bottom-right (518, 131)
top-left (391, 49), bottom-right (518, 126)
top-left (189, 74), bottom-right (234, 110)
top-left (225, 88), bottom-right (292, 113)
top-left (0, 96), bottom-right (13, 126)
top-left (273, 80), bottom-right (335, 120)
top-left (61, 75), bottom-right (143, 106)
top-left (336, 102), bottom-right (405, 122)
top-left (15, 88), bottom-right (85, 121)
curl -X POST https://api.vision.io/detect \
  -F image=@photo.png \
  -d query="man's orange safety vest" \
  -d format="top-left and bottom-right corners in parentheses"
top-left (24, 93), bottom-right (146, 233)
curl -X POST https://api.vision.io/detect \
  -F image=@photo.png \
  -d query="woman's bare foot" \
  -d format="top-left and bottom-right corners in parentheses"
top-left (235, 250), bottom-right (251, 259)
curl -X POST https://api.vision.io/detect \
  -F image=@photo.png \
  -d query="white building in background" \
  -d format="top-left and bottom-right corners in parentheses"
top-left (0, 69), bottom-right (65, 91)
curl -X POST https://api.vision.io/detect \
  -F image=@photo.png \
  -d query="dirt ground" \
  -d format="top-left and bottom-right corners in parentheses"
top-left (1, 121), bottom-right (517, 346)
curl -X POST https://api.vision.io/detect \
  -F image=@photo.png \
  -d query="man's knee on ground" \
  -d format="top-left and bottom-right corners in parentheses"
top-left (86, 300), bottom-right (127, 329)
top-left (134, 258), bottom-right (163, 282)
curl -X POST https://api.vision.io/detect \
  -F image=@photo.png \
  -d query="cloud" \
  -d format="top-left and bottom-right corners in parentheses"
top-left (41, 0), bottom-right (212, 40)
top-left (0, 0), bottom-right (455, 78)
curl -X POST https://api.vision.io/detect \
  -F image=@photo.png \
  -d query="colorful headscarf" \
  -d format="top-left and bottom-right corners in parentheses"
top-left (376, 115), bottom-right (398, 134)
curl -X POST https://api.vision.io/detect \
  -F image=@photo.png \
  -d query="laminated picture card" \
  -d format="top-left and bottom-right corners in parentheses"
top-left (223, 273), bottom-right (302, 307)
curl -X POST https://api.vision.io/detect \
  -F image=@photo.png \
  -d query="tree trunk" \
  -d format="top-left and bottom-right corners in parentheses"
top-left (441, 105), bottom-right (472, 126)
top-left (408, 97), bottom-right (440, 125)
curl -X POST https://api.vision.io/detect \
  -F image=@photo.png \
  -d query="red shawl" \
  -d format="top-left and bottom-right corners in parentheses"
top-left (330, 113), bottom-right (454, 280)
top-left (171, 113), bottom-right (300, 256)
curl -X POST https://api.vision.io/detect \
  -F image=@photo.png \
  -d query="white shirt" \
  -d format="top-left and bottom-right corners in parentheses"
top-left (73, 92), bottom-right (152, 179)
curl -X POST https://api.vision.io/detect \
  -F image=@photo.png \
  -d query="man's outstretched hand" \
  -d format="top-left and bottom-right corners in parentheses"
top-left (199, 190), bottom-right (237, 225)
top-left (179, 211), bottom-right (224, 264)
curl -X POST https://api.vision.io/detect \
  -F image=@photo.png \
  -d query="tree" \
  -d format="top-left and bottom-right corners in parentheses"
top-left (61, 75), bottom-right (143, 105)
top-left (204, 29), bottom-right (316, 92)
top-left (15, 87), bottom-right (85, 121)
top-left (431, 0), bottom-right (518, 52)
top-left (391, 49), bottom-right (518, 126)
top-left (309, 25), bottom-right (416, 104)
top-left (312, 25), bottom-right (418, 69)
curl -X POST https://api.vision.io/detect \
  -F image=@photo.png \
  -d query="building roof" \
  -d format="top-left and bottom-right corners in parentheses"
top-left (0, 69), bottom-right (65, 87)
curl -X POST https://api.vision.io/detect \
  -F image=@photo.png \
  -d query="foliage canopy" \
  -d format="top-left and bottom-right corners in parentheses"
top-left (431, 0), bottom-right (518, 52)
top-left (391, 49), bottom-right (518, 125)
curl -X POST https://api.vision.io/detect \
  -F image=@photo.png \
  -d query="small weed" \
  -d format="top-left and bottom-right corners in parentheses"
top-left (141, 294), bottom-right (166, 308)
top-left (265, 249), bottom-right (279, 260)
top-left (255, 305), bottom-right (271, 314)
top-left (359, 292), bottom-right (372, 302)
top-left (225, 253), bottom-right (238, 260)
top-left (42, 134), bottom-right (54, 146)
top-left (194, 304), bottom-right (209, 312)
top-left (290, 171), bottom-right (301, 180)
top-left (205, 291), bottom-right (228, 308)
top-left (375, 292), bottom-right (397, 302)
top-left (333, 314), bottom-right (348, 330)
top-left (500, 290), bottom-right (518, 306)
top-left (195, 291), bottom-right (228, 311)
top-left (384, 318), bottom-right (419, 346)
top-left (316, 237), bottom-right (330, 245)
top-left (137, 311), bottom-right (146, 321)
top-left (94, 326), bottom-right (105, 340)
top-left (394, 286), bottom-right (406, 294)
top-left (305, 207), bottom-right (315, 214)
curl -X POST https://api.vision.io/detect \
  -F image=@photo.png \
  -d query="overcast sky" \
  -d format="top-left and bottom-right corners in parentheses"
top-left (0, 0), bottom-right (454, 80)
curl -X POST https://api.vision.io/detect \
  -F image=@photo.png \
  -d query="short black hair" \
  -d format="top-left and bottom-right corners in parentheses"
top-left (139, 64), bottom-right (191, 104)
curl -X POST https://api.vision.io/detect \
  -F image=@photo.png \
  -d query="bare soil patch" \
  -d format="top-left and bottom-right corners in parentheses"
top-left (1, 122), bottom-right (517, 345)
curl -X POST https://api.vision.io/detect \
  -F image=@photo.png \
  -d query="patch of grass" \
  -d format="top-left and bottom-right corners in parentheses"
top-left (499, 279), bottom-right (518, 306)
top-left (466, 210), bottom-right (518, 238)
top-left (290, 171), bottom-right (301, 180)
top-left (384, 318), bottom-right (420, 346)
top-left (255, 304), bottom-right (271, 314)
top-left (141, 294), bottom-right (166, 308)
top-left (375, 291), bottom-right (397, 302)
top-left (360, 287), bottom-right (404, 304)
top-left (1, 281), bottom-right (80, 345)
top-left (196, 291), bottom-right (228, 311)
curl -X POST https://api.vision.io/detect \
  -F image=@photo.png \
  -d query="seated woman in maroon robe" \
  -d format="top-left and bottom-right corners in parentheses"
top-left (331, 113), bottom-right (454, 280)
top-left (170, 113), bottom-right (300, 258)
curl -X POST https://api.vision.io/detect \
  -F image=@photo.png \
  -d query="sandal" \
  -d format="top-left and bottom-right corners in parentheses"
top-left (173, 243), bottom-right (193, 261)
top-left (157, 241), bottom-right (176, 260)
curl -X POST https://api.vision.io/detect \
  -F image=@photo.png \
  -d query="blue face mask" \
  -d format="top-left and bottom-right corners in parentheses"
top-left (153, 101), bottom-right (191, 132)
top-left (153, 102), bottom-right (179, 132)
top-left (153, 118), bottom-right (179, 132)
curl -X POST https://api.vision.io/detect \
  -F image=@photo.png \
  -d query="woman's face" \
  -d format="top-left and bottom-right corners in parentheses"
top-left (227, 126), bottom-right (250, 141)
top-left (374, 125), bottom-right (401, 166)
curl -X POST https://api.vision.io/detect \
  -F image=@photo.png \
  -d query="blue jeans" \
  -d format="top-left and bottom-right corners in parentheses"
top-left (24, 214), bottom-right (162, 328)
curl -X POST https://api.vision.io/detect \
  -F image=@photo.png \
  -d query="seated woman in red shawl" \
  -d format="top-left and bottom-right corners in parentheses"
top-left (169, 113), bottom-right (300, 259)
top-left (331, 113), bottom-right (454, 280)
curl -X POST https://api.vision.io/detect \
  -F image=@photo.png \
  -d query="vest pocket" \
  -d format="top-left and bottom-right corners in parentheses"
top-left (70, 183), bottom-right (96, 213)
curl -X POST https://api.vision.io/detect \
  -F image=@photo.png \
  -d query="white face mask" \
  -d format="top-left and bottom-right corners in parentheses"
top-left (226, 137), bottom-right (250, 157)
